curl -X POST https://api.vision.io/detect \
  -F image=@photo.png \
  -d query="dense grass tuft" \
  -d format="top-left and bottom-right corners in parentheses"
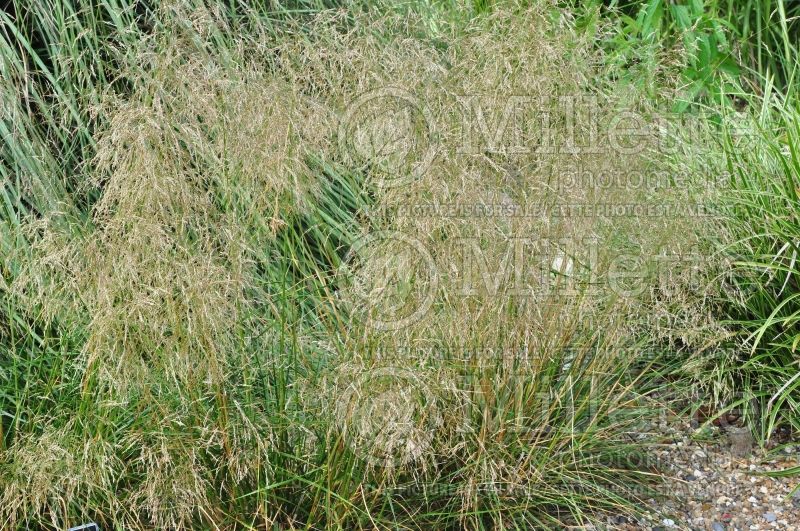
top-left (1, 0), bottom-right (799, 529)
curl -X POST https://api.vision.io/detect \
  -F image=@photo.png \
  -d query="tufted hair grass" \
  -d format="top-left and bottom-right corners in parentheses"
top-left (0, 0), bottom-right (733, 529)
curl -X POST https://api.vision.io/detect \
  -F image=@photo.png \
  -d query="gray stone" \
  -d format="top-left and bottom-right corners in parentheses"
top-left (727, 426), bottom-right (754, 457)
top-left (711, 523), bottom-right (725, 531)
top-left (764, 511), bottom-right (777, 523)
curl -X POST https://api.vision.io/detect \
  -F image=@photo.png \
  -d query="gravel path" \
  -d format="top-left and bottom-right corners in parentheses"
top-left (606, 422), bottom-right (800, 530)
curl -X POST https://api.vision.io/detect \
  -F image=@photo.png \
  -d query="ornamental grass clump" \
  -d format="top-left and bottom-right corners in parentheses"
top-left (0, 1), bottom-right (726, 528)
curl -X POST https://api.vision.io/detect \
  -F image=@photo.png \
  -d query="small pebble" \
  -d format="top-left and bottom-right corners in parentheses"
top-left (793, 491), bottom-right (800, 508)
top-left (764, 511), bottom-right (777, 523)
top-left (711, 523), bottom-right (725, 531)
